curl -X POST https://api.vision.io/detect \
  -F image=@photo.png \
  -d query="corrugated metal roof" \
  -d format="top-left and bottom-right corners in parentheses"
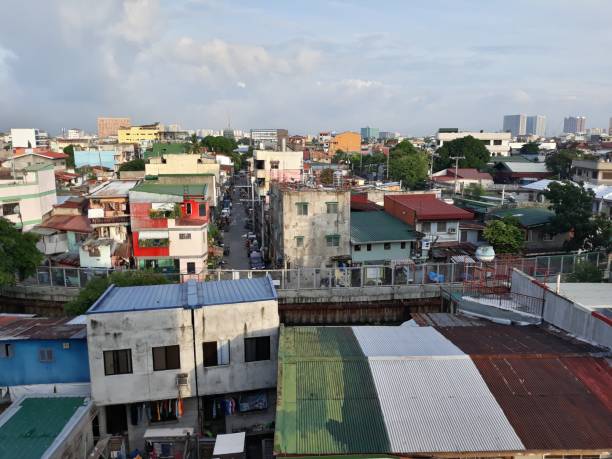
top-left (499, 162), bottom-right (549, 173)
top-left (370, 359), bottom-right (525, 453)
top-left (410, 312), bottom-right (486, 327)
top-left (490, 207), bottom-right (555, 227)
top-left (350, 211), bottom-right (417, 243)
top-left (561, 357), bottom-right (612, 412)
top-left (131, 182), bottom-right (208, 197)
top-left (352, 326), bottom-right (465, 357)
top-left (0, 317), bottom-right (86, 340)
top-left (88, 276), bottom-right (277, 314)
top-left (88, 180), bottom-right (139, 197)
top-left (474, 357), bottom-right (612, 450)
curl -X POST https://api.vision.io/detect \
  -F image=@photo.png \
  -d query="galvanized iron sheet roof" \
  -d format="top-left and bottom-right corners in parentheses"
top-left (88, 277), bottom-right (277, 314)
top-left (0, 317), bottom-right (86, 340)
top-left (350, 211), bottom-right (416, 243)
top-left (411, 312), bottom-right (487, 327)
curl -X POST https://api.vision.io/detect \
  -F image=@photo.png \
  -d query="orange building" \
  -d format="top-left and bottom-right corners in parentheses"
top-left (329, 131), bottom-right (361, 154)
top-left (97, 117), bottom-right (131, 138)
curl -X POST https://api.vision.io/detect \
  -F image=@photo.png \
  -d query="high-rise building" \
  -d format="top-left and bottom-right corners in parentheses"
top-left (609, 117), bottom-right (612, 135)
top-left (563, 116), bottom-right (586, 134)
top-left (97, 117), bottom-right (130, 138)
top-left (502, 114), bottom-right (526, 137)
top-left (10, 128), bottom-right (49, 148)
top-left (360, 126), bottom-right (379, 140)
top-left (526, 115), bottom-right (546, 137)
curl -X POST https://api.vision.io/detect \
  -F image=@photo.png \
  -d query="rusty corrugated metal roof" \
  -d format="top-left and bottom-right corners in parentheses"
top-left (474, 357), bottom-right (612, 450)
top-left (561, 357), bottom-right (612, 412)
top-left (0, 317), bottom-right (86, 340)
top-left (411, 312), bottom-right (486, 327)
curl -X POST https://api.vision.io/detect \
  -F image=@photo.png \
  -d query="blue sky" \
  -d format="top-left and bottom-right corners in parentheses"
top-left (1, 0), bottom-right (611, 136)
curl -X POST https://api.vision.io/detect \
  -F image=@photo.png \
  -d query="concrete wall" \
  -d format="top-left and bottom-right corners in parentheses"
top-left (351, 241), bottom-right (412, 263)
top-left (146, 154), bottom-right (220, 180)
top-left (48, 401), bottom-right (97, 459)
top-left (79, 244), bottom-right (113, 268)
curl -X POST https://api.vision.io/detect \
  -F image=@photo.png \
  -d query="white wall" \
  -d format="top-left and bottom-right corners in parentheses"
top-left (10, 128), bottom-right (36, 148)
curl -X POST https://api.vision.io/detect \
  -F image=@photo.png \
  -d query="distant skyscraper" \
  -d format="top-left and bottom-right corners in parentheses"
top-left (526, 115), bottom-right (546, 137)
top-left (563, 116), bottom-right (587, 134)
top-left (609, 117), bottom-right (612, 135)
top-left (502, 114), bottom-right (526, 137)
top-left (360, 126), bottom-right (379, 140)
top-left (97, 117), bottom-right (130, 138)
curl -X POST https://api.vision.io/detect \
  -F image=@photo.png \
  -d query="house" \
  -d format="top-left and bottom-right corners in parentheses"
top-left (517, 178), bottom-right (563, 203)
top-left (493, 160), bottom-right (552, 184)
top-left (0, 396), bottom-right (97, 459)
top-left (384, 194), bottom-right (474, 258)
top-left (129, 182), bottom-right (209, 275)
top-left (572, 158), bottom-right (612, 185)
top-left (249, 150), bottom-right (303, 198)
top-left (488, 207), bottom-right (567, 253)
top-left (431, 168), bottom-right (494, 190)
top-left (0, 316), bottom-right (90, 400)
top-left (329, 131), bottom-right (361, 155)
top-left (2, 148), bottom-right (68, 171)
top-left (350, 211), bottom-right (417, 264)
top-left (268, 182), bottom-right (350, 269)
top-left (86, 277), bottom-right (279, 452)
top-left (275, 321), bottom-right (612, 458)
top-left (0, 163), bottom-right (57, 231)
top-left (436, 130), bottom-right (511, 156)
top-left (587, 184), bottom-right (612, 217)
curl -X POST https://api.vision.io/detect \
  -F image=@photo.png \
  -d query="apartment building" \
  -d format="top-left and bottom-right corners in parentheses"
top-left (250, 128), bottom-right (288, 150)
top-left (268, 182), bottom-right (350, 268)
top-left (360, 126), bottom-right (379, 141)
top-left (3, 148), bottom-right (69, 171)
top-left (436, 131), bottom-right (511, 157)
top-left (118, 123), bottom-right (161, 144)
top-left (249, 149), bottom-right (303, 198)
top-left (86, 277), bottom-right (279, 451)
top-left (563, 116), bottom-right (587, 134)
top-left (97, 117), bottom-right (131, 138)
top-left (129, 182), bottom-right (209, 275)
top-left (329, 131), bottom-right (361, 155)
top-left (502, 114), bottom-right (526, 138)
top-left (572, 158), bottom-right (612, 186)
top-left (10, 128), bottom-right (50, 148)
top-left (526, 115), bottom-right (546, 137)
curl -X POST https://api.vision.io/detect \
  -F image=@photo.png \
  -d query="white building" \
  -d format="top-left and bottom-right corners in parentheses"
top-left (86, 277), bottom-right (279, 452)
top-left (526, 115), bottom-right (546, 137)
top-left (10, 128), bottom-right (49, 148)
top-left (436, 131), bottom-right (511, 157)
top-left (249, 149), bottom-right (303, 197)
top-left (250, 128), bottom-right (288, 150)
top-left (503, 115), bottom-right (526, 138)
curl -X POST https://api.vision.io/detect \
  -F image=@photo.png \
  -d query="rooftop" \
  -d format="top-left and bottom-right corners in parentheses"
top-left (432, 168), bottom-right (493, 181)
top-left (13, 150), bottom-right (69, 160)
top-left (0, 396), bottom-right (90, 459)
top-left (350, 211), bottom-right (417, 243)
top-left (88, 179), bottom-right (139, 198)
top-left (385, 193), bottom-right (474, 221)
top-left (131, 182), bottom-right (208, 197)
top-left (545, 283), bottom-right (612, 310)
top-left (40, 215), bottom-right (93, 233)
top-left (490, 207), bottom-right (555, 227)
top-left (88, 277), bottom-right (277, 314)
top-left (496, 161), bottom-right (549, 173)
top-left (0, 317), bottom-right (87, 340)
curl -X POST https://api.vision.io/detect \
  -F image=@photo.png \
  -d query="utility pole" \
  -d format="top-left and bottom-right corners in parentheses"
top-left (450, 156), bottom-right (465, 194)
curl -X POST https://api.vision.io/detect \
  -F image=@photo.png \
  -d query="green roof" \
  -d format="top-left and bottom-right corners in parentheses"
top-left (490, 207), bottom-right (555, 228)
top-left (0, 397), bottom-right (86, 459)
top-left (132, 182), bottom-right (208, 197)
top-left (275, 327), bottom-right (390, 455)
top-left (350, 211), bottom-right (416, 243)
top-left (145, 142), bottom-right (190, 159)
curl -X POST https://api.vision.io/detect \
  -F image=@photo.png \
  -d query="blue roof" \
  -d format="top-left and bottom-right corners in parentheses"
top-left (87, 277), bottom-right (277, 314)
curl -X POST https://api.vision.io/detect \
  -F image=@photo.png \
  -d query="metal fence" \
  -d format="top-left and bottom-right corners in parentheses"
top-left (17, 251), bottom-right (608, 291)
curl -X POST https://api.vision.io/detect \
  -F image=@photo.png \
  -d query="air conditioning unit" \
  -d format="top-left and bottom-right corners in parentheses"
top-left (447, 227), bottom-right (457, 234)
top-left (176, 373), bottom-right (189, 387)
top-left (421, 241), bottom-right (431, 250)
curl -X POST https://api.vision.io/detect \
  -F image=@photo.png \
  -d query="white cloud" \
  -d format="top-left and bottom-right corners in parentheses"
top-left (237, 81), bottom-right (246, 88)
top-left (112, 0), bottom-right (161, 44)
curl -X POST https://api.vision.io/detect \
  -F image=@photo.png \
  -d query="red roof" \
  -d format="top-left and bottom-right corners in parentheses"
top-left (14, 149), bottom-right (68, 160)
top-left (40, 215), bottom-right (93, 233)
top-left (55, 170), bottom-right (79, 181)
top-left (385, 193), bottom-right (473, 221)
top-left (351, 193), bottom-right (381, 211)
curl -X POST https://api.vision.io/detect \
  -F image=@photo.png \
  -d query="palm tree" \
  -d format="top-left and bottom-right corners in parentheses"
top-left (189, 134), bottom-right (200, 154)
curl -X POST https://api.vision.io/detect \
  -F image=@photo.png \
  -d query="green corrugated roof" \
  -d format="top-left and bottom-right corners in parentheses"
top-left (132, 182), bottom-right (208, 197)
top-left (0, 397), bottom-right (86, 459)
top-left (350, 211), bottom-right (416, 244)
top-left (275, 327), bottom-right (390, 456)
top-left (145, 142), bottom-right (190, 159)
top-left (490, 207), bottom-right (555, 228)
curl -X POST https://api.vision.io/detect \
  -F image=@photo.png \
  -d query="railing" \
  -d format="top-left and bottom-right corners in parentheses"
top-left (461, 286), bottom-right (545, 317)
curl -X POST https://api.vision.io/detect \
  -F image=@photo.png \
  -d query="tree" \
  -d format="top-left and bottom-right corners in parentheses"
top-left (0, 218), bottom-right (43, 285)
top-left (465, 183), bottom-right (484, 198)
top-left (544, 182), bottom-right (595, 251)
top-left (201, 136), bottom-right (237, 155)
top-left (63, 144), bottom-right (75, 168)
top-left (319, 168), bottom-right (334, 185)
top-left (118, 158), bottom-right (145, 171)
top-left (387, 140), bottom-right (429, 188)
top-left (434, 135), bottom-right (490, 171)
top-left (188, 133), bottom-right (201, 154)
top-left (390, 139), bottom-right (420, 157)
top-left (545, 149), bottom-right (580, 179)
top-left (483, 217), bottom-right (524, 254)
top-left (567, 262), bottom-right (603, 282)
top-left (520, 142), bottom-right (540, 155)
top-left (64, 270), bottom-right (170, 316)
top-left (332, 149), bottom-right (347, 164)
top-left (586, 213), bottom-right (612, 252)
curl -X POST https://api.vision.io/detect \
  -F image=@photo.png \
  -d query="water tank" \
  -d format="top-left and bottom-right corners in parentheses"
top-left (475, 245), bottom-right (495, 262)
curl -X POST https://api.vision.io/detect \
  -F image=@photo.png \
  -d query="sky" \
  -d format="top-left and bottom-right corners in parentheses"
top-left (1, 0), bottom-right (612, 136)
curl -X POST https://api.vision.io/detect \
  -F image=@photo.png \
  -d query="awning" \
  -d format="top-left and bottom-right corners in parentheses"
top-left (138, 230), bottom-right (169, 239)
top-left (144, 427), bottom-right (194, 440)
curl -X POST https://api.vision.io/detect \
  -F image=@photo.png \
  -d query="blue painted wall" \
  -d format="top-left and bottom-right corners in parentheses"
top-left (74, 150), bottom-right (116, 170)
top-left (0, 339), bottom-right (90, 386)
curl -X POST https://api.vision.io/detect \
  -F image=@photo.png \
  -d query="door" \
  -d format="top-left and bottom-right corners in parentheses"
top-left (187, 262), bottom-right (196, 274)
top-left (106, 404), bottom-right (128, 435)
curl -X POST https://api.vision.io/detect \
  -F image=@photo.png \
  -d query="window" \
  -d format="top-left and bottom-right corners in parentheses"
top-left (187, 262), bottom-right (196, 274)
top-left (493, 139), bottom-right (502, 145)
top-left (295, 236), bottom-right (304, 248)
top-left (296, 202), bottom-right (308, 216)
top-left (1, 202), bottom-right (19, 216)
top-left (103, 349), bottom-right (133, 375)
top-left (244, 336), bottom-right (270, 362)
top-left (179, 233), bottom-right (191, 240)
top-left (543, 233), bottom-right (554, 242)
top-left (354, 244), bottom-right (361, 251)
top-left (326, 235), bottom-right (340, 247)
top-left (326, 202), bottom-right (338, 214)
top-left (400, 242), bottom-right (406, 249)
top-left (437, 222), bottom-right (447, 233)
top-left (199, 204), bottom-right (207, 217)
top-left (152, 345), bottom-right (180, 371)
top-left (270, 160), bottom-right (279, 170)
top-left (366, 244), bottom-right (372, 251)
top-left (383, 243), bottom-right (391, 250)
top-left (39, 348), bottom-right (53, 362)
top-left (203, 340), bottom-right (230, 367)
top-left (481, 139), bottom-right (491, 145)
top-left (0, 343), bottom-right (13, 358)
top-left (185, 203), bottom-right (192, 214)
top-left (421, 222), bottom-right (431, 233)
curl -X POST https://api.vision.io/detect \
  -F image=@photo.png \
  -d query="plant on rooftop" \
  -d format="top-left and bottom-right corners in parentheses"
top-left (118, 158), bottom-right (145, 171)
top-left (566, 262), bottom-right (603, 282)
top-left (0, 218), bottom-right (43, 285)
top-left (483, 217), bottom-right (524, 254)
top-left (319, 168), bottom-right (334, 185)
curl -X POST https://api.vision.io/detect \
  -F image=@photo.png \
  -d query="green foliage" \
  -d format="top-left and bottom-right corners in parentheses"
top-left (208, 223), bottom-right (220, 243)
top-left (588, 213), bottom-right (612, 253)
top-left (319, 168), bottom-right (334, 185)
top-left (118, 158), bottom-right (145, 171)
top-left (0, 218), bottom-right (43, 285)
top-left (201, 136), bottom-right (238, 155)
top-left (434, 135), bottom-right (491, 171)
top-left (332, 149), bottom-right (346, 164)
top-left (567, 262), bottom-right (603, 282)
top-left (64, 270), bottom-right (170, 316)
top-left (388, 140), bottom-right (428, 189)
top-left (465, 183), bottom-right (484, 198)
top-left (63, 144), bottom-right (75, 168)
top-left (483, 217), bottom-right (524, 254)
top-left (545, 149), bottom-right (580, 179)
top-left (390, 139), bottom-right (420, 157)
top-left (520, 142), bottom-right (540, 155)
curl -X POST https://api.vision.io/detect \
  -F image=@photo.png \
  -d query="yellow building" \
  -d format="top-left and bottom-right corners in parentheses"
top-left (330, 131), bottom-right (361, 154)
top-left (117, 123), bottom-right (160, 143)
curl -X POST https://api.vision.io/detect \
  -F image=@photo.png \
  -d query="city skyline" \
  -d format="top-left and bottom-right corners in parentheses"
top-left (1, 0), bottom-right (612, 135)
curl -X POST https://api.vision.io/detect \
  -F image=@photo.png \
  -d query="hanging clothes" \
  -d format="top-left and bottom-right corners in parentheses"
top-left (130, 404), bottom-right (139, 426)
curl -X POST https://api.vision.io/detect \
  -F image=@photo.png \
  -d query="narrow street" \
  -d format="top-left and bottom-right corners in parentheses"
top-left (221, 181), bottom-right (252, 270)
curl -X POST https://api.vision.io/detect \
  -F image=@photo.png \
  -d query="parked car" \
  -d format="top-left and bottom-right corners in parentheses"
top-left (221, 208), bottom-right (231, 218)
top-left (249, 251), bottom-right (265, 270)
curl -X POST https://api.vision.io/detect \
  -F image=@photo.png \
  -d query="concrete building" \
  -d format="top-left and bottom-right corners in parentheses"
top-left (250, 149), bottom-right (303, 198)
top-left (268, 182), bottom-right (351, 268)
top-left (97, 116), bottom-right (131, 138)
top-left (3, 149), bottom-right (69, 171)
top-left (360, 126), bottom-right (379, 141)
top-left (526, 115), bottom-right (546, 137)
top-left (431, 168), bottom-right (494, 190)
top-left (0, 163), bottom-right (57, 230)
top-left (572, 158), bottom-right (612, 185)
top-left (86, 277), bottom-right (279, 451)
top-left (329, 131), bottom-right (361, 155)
top-left (10, 128), bottom-right (50, 148)
top-left (563, 116), bottom-right (587, 134)
top-left (609, 117), bottom-right (612, 135)
top-left (129, 182), bottom-right (209, 275)
top-left (436, 131), bottom-right (511, 157)
top-left (118, 123), bottom-right (160, 144)
top-left (503, 114), bottom-right (527, 138)
top-left (250, 128), bottom-right (289, 150)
